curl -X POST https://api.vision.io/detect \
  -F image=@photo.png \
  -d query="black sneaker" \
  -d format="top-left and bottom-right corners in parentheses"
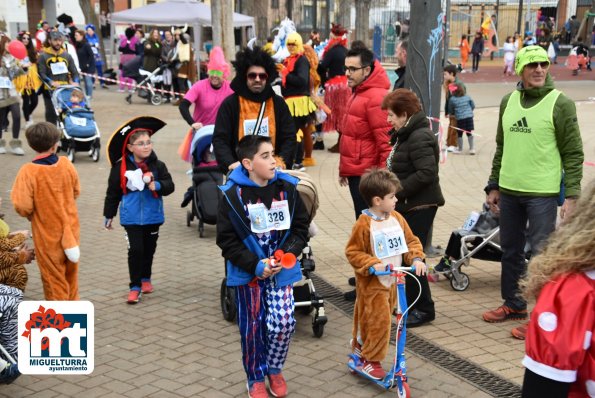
top-left (433, 257), bottom-right (451, 273)
top-left (344, 289), bottom-right (356, 302)
top-left (348, 277), bottom-right (356, 286)
top-left (313, 140), bottom-right (325, 150)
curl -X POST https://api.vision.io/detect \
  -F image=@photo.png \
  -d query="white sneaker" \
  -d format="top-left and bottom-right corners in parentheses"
top-left (25, 120), bottom-right (34, 128)
top-left (9, 139), bottom-right (24, 156)
top-left (451, 148), bottom-right (462, 154)
top-left (117, 88), bottom-right (125, 93)
top-left (469, 149), bottom-right (476, 155)
top-left (0, 139), bottom-right (6, 155)
top-left (446, 146), bottom-right (456, 152)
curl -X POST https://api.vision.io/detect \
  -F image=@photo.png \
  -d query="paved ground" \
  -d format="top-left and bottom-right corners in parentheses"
top-left (0, 76), bottom-right (593, 397)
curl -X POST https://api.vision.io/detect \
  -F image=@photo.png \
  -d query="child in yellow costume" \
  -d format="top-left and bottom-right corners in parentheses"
top-left (11, 122), bottom-right (81, 300)
top-left (345, 168), bottom-right (426, 380)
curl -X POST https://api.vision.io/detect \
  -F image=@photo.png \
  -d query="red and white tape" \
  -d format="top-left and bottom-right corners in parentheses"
top-left (79, 71), bottom-right (185, 97)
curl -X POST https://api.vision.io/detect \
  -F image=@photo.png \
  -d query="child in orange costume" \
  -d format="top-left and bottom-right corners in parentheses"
top-left (345, 168), bottom-right (426, 380)
top-left (11, 122), bottom-right (81, 300)
top-left (459, 34), bottom-right (470, 71)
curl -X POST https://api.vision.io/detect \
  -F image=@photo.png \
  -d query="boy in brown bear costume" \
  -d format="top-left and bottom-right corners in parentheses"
top-left (345, 168), bottom-right (426, 380)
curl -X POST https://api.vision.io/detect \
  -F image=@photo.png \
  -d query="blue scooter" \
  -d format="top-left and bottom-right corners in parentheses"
top-left (347, 265), bottom-right (421, 397)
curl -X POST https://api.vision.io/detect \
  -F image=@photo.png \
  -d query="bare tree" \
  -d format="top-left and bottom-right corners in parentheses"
top-left (354, 0), bottom-right (371, 45)
top-left (212, 0), bottom-right (235, 60)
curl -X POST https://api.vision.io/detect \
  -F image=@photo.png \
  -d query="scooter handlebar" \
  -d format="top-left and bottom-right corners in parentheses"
top-left (368, 265), bottom-right (416, 276)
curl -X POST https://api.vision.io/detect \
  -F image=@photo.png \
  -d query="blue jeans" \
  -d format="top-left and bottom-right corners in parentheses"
top-left (499, 193), bottom-right (557, 310)
top-left (83, 75), bottom-right (94, 99)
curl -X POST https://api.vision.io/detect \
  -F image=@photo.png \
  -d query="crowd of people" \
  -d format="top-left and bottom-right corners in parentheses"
top-left (0, 13), bottom-right (592, 398)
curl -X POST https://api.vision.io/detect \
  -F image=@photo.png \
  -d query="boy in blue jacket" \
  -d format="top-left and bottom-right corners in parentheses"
top-left (217, 135), bottom-right (309, 398)
top-left (103, 128), bottom-right (175, 304)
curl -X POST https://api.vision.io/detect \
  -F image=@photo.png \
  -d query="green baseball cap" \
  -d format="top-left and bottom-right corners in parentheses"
top-left (514, 45), bottom-right (550, 76)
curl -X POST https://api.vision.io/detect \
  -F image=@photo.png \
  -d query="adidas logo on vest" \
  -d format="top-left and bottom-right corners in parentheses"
top-left (510, 117), bottom-right (532, 133)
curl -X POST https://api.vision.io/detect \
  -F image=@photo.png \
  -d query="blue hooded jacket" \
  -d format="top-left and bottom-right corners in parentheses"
top-left (217, 166), bottom-right (310, 287)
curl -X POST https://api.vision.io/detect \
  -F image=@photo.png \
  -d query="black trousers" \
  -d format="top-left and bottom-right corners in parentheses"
top-left (124, 225), bottom-right (160, 289)
top-left (0, 103), bottom-right (21, 139)
top-left (22, 92), bottom-right (39, 122)
top-left (42, 90), bottom-right (57, 125)
top-left (347, 176), bottom-right (368, 221)
top-left (472, 53), bottom-right (481, 71)
top-left (402, 207), bottom-right (437, 317)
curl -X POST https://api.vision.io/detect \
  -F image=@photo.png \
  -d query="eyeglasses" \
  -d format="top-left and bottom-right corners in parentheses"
top-left (525, 61), bottom-right (549, 69)
top-left (247, 72), bottom-right (268, 81)
top-left (286, 43), bottom-right (296, 47)
top-left (129, 140), bottom-right (153, 147)
top-left (345, 66), bottom-right (367, 74)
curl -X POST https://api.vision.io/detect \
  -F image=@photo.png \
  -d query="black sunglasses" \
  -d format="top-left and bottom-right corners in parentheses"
top-left (247, 72), bottom-right (268, 81)
top-left (526, 61), bottom-right (549, 69)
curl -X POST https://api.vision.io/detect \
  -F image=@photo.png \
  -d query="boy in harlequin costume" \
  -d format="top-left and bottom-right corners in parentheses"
top-left (103, 117), bottom-right (175, 304)
top-left (345, 168), bottom-right (426, 380)
top-left (217, 135), bottom-right (309, 398)
top-left (11, 122), bottom-right (81, 300)
top-left (521, 181), bottom-right (595, 398)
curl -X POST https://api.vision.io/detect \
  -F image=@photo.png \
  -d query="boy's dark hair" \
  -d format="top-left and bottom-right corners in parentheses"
top-left (359, 168), bottom-right (402, 207)
top-left (237, 135), bottom-right (272, 162)
top-left (346, 46), bottom-right (374, 68)
top-left (25, 122), bottom-right (61, 153)
top-left (398, 39), bottom-right (408, 52)
top-left (443, 64), bottom-right (458, 76)
top-left (350, 40), bottom-right (367, 51)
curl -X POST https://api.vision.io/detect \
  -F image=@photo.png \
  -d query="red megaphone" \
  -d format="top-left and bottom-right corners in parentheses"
top-left (272, 250), bottom-right (297, 269)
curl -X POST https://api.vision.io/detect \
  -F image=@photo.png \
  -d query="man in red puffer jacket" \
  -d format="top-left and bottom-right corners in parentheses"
top-left (339, 47), bottom-right (393, 220)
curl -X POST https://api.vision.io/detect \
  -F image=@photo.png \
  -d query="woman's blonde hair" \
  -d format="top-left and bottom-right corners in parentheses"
top-left (522, 180), bottom-right (595, 298)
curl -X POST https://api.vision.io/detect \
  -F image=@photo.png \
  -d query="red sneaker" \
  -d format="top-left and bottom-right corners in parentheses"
top-left (361, 360), bottom-right (385, 380)
top-left (268, 373), bottom-right (287, 397)
top-left (127, 290), bottom-right (141, 304)
top-left (511, 323), bottom-right (529, 340)
top-left (482, 305), bottom-right (527, 323)
top-left (141, 280), bottom-right (154, 294)
top-left (247, 381), bottom-right (269, 398)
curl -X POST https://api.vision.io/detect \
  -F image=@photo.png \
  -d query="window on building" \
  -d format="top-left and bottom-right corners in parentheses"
top-left (272, 0), bottom-right (279, 9)
top-left (303, 5), bottom-right (313, 28)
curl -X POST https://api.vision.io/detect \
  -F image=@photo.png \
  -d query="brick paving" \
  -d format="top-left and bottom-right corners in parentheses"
top-left (0, 79), bottom-right (593, 397)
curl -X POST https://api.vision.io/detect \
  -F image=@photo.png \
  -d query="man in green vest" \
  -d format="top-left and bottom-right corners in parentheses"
top-left (482, 46), bottom-right (584, 339)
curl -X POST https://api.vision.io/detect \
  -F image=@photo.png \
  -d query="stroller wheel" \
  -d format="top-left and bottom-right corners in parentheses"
top-left (220, 278), bottom-right (237, 322)
top-left (312, 320), bottom-right (325, 338)
top-left (450, 272), bottom-right (470, 291)
top-left (67, 146), bottom-right (75, 163)
top-left (186, 210), bottom-right (192, 227)
top-left (92, 147), bottom-right (100, 162)
top-left (199, 220), bottom-right (204, 238)
top-left (150, 94), bottom-right (162, 106)
top-left (125, 94), bottom-right (132, 104)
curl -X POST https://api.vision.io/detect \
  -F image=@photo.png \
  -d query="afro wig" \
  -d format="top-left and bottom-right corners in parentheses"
top-left (232, 46), bottom-right (278, 85)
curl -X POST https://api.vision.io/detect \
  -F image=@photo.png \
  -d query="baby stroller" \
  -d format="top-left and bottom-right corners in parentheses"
top-left (182, 126), bottom-right (223, 238)
top-left (220, 169), bottom-right (328, 338)
top-left (430, 204), bottom-right (503, 291)
top-left (51, 85), bottom-right (101, 163)
top-left (122, 56), bottom-right (166, 106)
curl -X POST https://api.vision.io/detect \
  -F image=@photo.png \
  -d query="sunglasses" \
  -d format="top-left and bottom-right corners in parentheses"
top-left (247, 72), bottom-right (268, 81)
top-left (286, 43), bottom-right (296, 47)
top-left (526, 61), bottom-right (549, 69)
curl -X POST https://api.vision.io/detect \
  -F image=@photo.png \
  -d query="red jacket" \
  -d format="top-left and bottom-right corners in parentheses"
top-left (339, 60), bottom-right (392, 177)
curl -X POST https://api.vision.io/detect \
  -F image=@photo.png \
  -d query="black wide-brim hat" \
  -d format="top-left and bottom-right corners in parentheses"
top-left (106, 116), bottom-right (166, 166)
